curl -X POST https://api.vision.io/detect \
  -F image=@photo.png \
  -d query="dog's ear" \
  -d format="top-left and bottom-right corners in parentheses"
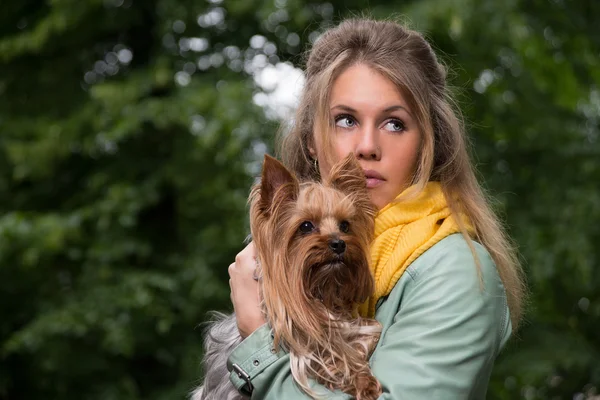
top-left (259, 154), bottom-right (299, 211)
top-left (327, 153), bottom-right (377, 225)
top-left (327, 153), bottom-right (367, 197)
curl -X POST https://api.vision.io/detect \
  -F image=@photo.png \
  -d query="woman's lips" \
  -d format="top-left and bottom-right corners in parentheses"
top-left (363, 170), bottom-right (385, 188)
top-left (366, 178), bottom-right (384, 188)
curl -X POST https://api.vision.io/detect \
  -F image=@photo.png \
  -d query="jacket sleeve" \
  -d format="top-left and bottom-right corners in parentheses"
top-left (369, 237), bottom-right (512, 399)
top-left (227, 237), bottom-right (511, 399)
top-left (226, 323), bottom-right (350, 399)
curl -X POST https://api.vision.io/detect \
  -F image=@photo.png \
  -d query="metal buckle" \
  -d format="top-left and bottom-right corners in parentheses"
top-left (232, 363), bottom-right (254, 395)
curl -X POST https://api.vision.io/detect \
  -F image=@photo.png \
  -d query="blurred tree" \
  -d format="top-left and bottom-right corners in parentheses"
top-left (0, 0), bottom-right (598, 399)
top-left (0, 0), bottom-right (281, 398)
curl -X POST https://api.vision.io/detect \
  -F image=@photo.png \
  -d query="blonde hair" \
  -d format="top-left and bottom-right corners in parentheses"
top-left (277, 18), bottom-right (526, 330)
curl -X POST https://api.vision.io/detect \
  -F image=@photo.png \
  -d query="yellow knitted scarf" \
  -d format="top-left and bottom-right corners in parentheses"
top-left (359, 182), bottom-right (473, 317)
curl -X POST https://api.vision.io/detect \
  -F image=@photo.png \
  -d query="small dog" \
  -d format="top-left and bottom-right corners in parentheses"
top-left (192, 154), bottom-right (382, 400)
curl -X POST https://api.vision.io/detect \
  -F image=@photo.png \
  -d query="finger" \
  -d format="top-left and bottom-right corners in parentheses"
top-left (236, 244), bottom-right (250, 263)
top-left (246, 241), bottom-right (256, 257)
top-left (236, 242), bottom-right (256, 266)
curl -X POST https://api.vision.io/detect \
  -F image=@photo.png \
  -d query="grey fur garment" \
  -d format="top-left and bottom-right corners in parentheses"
top-left (190, 312), bottom-right (247, 400)
top-left (192, 234), bottom-right (253, 400)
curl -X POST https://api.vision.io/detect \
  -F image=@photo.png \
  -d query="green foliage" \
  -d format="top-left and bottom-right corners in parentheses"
top-left (0, 0), bottom-right (598, 399)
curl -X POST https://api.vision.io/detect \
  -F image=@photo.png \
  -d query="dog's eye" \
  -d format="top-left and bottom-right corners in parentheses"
top-left (299, 221), bottom-right (315, 234)
top-left (339, 220), bottom-right (350, 233)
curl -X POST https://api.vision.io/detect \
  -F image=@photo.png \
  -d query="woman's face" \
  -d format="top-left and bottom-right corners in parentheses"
top-left (313, 63), bottom-right (421, 210)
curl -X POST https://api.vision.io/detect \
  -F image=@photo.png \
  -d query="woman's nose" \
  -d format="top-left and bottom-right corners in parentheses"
top-left (355, 126), bottom-right (381, 161)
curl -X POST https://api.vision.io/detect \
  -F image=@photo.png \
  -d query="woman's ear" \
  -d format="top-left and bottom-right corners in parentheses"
top-left (306, 135), bottom-right (317, 159)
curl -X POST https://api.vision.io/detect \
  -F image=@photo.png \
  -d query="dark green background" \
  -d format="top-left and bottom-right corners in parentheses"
top-left (1, 0), bottom-right (598, 398)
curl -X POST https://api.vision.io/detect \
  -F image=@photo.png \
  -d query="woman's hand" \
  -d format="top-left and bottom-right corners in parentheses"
top-left (228, 241), bottom-right (266, 338)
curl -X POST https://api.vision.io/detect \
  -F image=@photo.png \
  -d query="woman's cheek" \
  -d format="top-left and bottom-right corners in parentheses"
top-left (318, 159), bottom-right (332, 181)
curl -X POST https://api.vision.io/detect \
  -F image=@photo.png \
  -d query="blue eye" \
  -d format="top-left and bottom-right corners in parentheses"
top-left (335, 115), bottom-right (357, 129)
top-left (384, 119), bottom-right (405, 132)
top-left (299, 221), bottom-right (315, 234)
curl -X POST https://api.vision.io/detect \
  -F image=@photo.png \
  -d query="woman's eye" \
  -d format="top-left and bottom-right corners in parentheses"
top-left (339, 220), bottom-right (350, 233)
top-left (335, 115), bottom-right (356, 129)
top-left (299, 221), bottom-right (315, 233)
top-left (384, 119), bottom-right (405, 132)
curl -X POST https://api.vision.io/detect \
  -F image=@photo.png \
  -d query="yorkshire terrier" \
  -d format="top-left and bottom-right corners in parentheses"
top-left (192, 154), bottom-right (382, 400)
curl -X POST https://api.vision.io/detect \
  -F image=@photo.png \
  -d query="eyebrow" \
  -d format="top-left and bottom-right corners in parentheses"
top-left (330, 104), bottom-right (413, 117)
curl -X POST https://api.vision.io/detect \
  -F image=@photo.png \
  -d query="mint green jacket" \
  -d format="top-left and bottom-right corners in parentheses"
top-left (227, 234), bottom-right (512, 399)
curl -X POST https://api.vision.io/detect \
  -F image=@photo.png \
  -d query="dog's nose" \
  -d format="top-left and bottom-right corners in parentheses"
top-left (329, 239), bottom-right (346, 255)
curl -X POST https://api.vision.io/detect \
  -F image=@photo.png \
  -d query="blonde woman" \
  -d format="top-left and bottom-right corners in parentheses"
top-left (227, 18), bottom-right (526, 399)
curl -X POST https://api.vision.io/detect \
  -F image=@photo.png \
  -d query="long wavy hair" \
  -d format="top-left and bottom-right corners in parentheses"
top-left (277, 18), bottom-right (526, 330)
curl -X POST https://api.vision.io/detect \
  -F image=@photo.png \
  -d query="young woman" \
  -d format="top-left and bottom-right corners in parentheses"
top-left (227, 18), bottom-right (526, 399)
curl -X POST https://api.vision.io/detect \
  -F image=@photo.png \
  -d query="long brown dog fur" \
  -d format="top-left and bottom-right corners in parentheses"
top-left (193, 154), bottom-right (382, 399)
